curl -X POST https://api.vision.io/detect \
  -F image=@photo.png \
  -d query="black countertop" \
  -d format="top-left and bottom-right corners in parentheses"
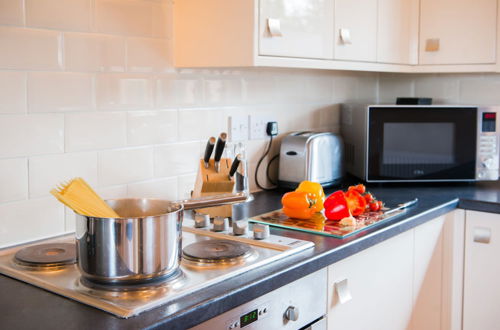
top-left (2, 180), bottom-right (500, 329)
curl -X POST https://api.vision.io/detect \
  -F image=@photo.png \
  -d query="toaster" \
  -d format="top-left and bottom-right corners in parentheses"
top-left (278, 132), bottom-right (343, 188)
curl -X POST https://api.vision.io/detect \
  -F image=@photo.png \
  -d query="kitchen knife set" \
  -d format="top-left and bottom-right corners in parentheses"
top-left (203, 133), bottom-right (241, 180)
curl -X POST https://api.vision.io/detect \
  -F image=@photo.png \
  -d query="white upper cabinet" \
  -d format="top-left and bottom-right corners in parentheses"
top-left (377, 0), bottom-right (417, 64)
top-left (334, 0), bottom-right (378, 62)
top-left (259, 0), bottom-right (334, 60)
top-left (420, 0), bottom-right (497, 65)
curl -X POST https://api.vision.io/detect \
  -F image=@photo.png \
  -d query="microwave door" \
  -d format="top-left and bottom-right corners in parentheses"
top-left (367, 107), bottom-right (477, 182)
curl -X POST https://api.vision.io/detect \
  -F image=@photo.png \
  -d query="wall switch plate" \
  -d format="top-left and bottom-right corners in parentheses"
top-left (228, 115), bottom-right (249, 142)
top-left (249, 114), bottom-right (276, 140)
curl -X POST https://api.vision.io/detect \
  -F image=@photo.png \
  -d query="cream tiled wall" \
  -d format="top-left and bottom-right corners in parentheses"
top-left (0, 0), bottom-right (377, 247)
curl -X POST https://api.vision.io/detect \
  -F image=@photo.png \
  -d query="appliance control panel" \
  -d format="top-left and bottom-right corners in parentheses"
top-left (226, 303), bottom-right (270, 329)
top-left (477, 108), bottom-right (500, 180)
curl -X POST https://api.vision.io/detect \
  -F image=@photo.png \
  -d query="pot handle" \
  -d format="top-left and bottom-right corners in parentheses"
top-left (179, 192), bottom-right (250, 210)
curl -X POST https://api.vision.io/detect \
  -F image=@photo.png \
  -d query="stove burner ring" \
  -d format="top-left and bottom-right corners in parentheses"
top-left (14, 243), bottom-right (76, 269)
top-left (182, 239), bottom-right (253, 264)
top-left (79, 269), bottom-right (185, 292)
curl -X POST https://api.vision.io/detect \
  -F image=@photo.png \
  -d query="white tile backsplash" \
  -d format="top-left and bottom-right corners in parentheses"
top-left (95, 0), bottom-right (153, 37)
top-left (127, 37), bottom-right (171, 73)
top-left (0, 71), bottom-right (26, 114)
top-left (127, 177), bottom-right (178, 200)
top-left (28, 72), bottom-right (94, 113)
top-left (25, 0), bottom-right (91, 31)
top-left (0, 0), bottom-right (24, 26)
top-left (96, 73), bottom-right (154, 110)
top-left (28, 151), bottom-right (98, 198)
top-left (0, 114), bottom-right (64, 158)
top-left (154, 142), bottom-right (201, 178)
top-left (0, 158), bottom-right (28, 203)
top-left (177, 108), bottom-right (226, 141)
top-left (127, 110), bottom-right (178, 146)
top-left (98, 147), bottom-right (154, 186)
top-left (0, 27), bottom-right (62, 70)
top-left (65, 111), bottom-right (127, 151)
top-left (64, 33), bottom-right (126, 72)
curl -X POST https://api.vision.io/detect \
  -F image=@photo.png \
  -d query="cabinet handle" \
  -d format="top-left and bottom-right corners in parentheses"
top-left (339, 28), bottom-right (352, 45)
top-left (473, 227), bottom-right (491, 244)
top-left (425, 38), bottom-right (440, 52)
top-left (335, 278), bottom-right (352, 304)
top-left (267, 18), bottom-right (283, 37)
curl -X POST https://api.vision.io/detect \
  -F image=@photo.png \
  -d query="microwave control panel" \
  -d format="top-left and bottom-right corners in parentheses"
top-left (477, 110), bottom-right (499, 180)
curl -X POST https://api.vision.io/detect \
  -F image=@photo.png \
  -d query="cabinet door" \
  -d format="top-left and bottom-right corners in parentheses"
top-left (377, 0), bottom-right (417, 64)
top-left (259, 0), bottom-right (334, 59)
top-left (334, 0), bottom-right (377, 62)
top-left (327, 230), bottom-right (414, 330)
top-left (463, 210), bottom-right (500, 330)
top-left (420, 0), bottom-right (497, 65)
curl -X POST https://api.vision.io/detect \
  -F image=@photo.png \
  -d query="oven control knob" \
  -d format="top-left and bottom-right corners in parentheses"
top-left (194, 213), bottom-right (210, 228)
top-left (253, 224), bottom-right (270, 240)
top-left (284, 306), bottom-right (299, 322)
top-left (232, 220), bottom-right (248, 236)
top-left (483, 157), bottom-right (495, 168)
top-left (213, 216), bottom-right (229, 232)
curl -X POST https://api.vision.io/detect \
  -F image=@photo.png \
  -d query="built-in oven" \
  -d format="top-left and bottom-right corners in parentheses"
top-left (341, 104), bottom-right (500, 182)
top-left (191, 268), bottom-right (327, 330)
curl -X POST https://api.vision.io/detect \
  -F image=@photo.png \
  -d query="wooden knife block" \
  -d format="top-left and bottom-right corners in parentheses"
top-left (192, 158), bottom-right (235, 218)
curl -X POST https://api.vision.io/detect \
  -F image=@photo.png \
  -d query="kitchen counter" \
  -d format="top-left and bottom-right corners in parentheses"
top-left (2, 180), bottom-right (500, 329)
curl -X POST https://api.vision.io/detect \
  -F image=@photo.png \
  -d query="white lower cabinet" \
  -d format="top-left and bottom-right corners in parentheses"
top-left (327, 210), bottom-right (465, 330)
top-left (463, 210), bottom-right (500, 330)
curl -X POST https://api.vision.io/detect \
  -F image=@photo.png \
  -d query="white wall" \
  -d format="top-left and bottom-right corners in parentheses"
top-left (0, 0), bottom-right (378, 247)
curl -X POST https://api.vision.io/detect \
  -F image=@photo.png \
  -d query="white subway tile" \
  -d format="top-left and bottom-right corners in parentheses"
top-left (0, 114), bottom-right (64, 158)
top-left (28, 152), bottom-right (98, 198)
top-left (378, 73), bottom-right (415, 103)
top-left (127, 110), bottom-right (177, 146)
top-left (26, 0), bottom-right (91, 31)
top-left (0, 158), bottom-right (28, 203)
top-left (98, 147), bottom-right (154, 186)
top-left (152, 2), bottom-right (172, 39)
top-left (0, 27), bottom-right (62, 70)
top-left (127, 37), bottom-right (170, 73)
top-left (96, 73), bottom-right (154, 110)
top-left (177, 108), bottom-right (225, 141)
top-left (28, 72), bottom-right (94, 113)
top-left (459, 75), bottom-right (500, 105)
top-left (0, 0), bottom-right (24, 26)
top-left (95, 0), bottom-right (153, 37)
top-left (64, 33), bottom-right (126, 72)
top-left (154, 142), bottom-right (200, 177)
top-left (156, 75), bottom-right (203, 107)
top-left (0, 197), bottom-right (65, 248)
top-left (177, 173), bottom-right (197, 199)
top-left (0, 72), bottom-right (26, 114)
top-left (414, 74), bottom-right (460, 104)
top-left (203, 76), bottom-right (244, 105)
top-left (65, 112), bottom-right (127, 152)
top-left (127, 177), bottom-right (177, 200)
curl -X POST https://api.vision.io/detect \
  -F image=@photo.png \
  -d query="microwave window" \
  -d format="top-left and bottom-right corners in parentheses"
top-left (383, 123), bottom-right (455, 165)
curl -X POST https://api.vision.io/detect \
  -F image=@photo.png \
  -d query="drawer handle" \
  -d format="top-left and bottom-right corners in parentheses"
top-left (267, 18), bottom-right (283, 37)
top-left (473, 227), bottom-right (491, 244)
top-left (425, 38), bottom-right (440, 52)
top-left (339, 28), bottom-right (352, 45)
top-left (335, 278), bottom-right (352, 304)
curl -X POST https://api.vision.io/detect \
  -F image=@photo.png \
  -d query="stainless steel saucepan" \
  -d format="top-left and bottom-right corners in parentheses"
top-left (75, 193), bottom-right (248, 285)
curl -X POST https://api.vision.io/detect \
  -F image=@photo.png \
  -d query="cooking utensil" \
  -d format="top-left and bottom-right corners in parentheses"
top-left (203, 137), bottom-right (216, 169)
top-left (383, 198), bottom-right (418, 215)
top-left (228, 154), bottom-right (241, 180)
top-left (75, 193), bottom-right (248, 285)
top-left (213, 132), bottom-right (227, 172)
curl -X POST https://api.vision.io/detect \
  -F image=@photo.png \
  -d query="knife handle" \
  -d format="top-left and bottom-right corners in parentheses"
top-left (228, 154), bottom-right (241, 179)
top-left (213, 133), bottom-right (227, 169)
top-left (203, 137), bottom-right (216, 168)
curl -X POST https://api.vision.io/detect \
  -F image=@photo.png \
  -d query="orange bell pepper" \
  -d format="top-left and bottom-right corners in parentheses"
top-left (281, 191), bottom-right (320, 219)
top-left (295, 181), bottom-right (325, 211)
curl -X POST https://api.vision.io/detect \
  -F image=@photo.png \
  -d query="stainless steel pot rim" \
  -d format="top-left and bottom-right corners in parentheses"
top-left (73, 198), bottom-right (183, 220)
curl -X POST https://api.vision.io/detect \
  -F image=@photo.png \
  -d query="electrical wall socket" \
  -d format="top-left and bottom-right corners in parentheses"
top-left (228, 115), bottom-right (249, 142)
top-left (249, 114), bottom-right (275, 140)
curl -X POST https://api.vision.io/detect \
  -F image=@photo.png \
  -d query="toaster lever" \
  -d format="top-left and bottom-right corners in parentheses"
top-left (286, 151), bottom-right (298, 156)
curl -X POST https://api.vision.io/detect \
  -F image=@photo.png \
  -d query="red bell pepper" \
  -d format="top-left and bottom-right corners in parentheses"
top-left (345, 189), bottom-right (367, 216)
top-left (324, 190), bottom-right (351, 220)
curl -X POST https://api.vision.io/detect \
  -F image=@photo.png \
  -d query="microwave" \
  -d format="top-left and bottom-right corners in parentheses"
top-left (341, 104), bottom-right (500, 182)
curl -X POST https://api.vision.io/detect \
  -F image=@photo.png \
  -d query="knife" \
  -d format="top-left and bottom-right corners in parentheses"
top-left (203, 137), bottom-right (216, 169)
top-left (384, 198), bottom-right (418, 215)
top-left (228, 154), bottom-right (241, 180)
top-left (213, 132), bottom-right (227, 172)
